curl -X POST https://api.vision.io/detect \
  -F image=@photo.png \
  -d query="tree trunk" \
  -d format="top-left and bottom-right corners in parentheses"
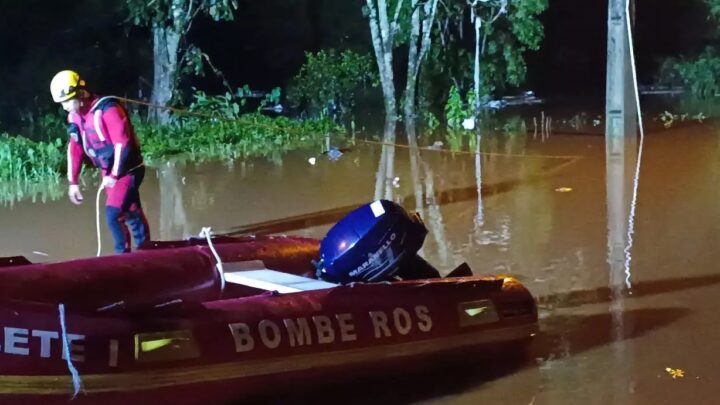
top-left (149, 26), bottom-right (181, 125)
top-left (403, 0), bottom-right (438, 123)
top-left (366, 0), bottom-right (398, 121)
top-left (473, 11), bottom-right (482, 114)
top-left (403, 0), bottom-right (421, 122)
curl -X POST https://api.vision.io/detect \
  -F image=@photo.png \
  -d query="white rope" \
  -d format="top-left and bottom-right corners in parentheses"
top-left (58, 303), bottom-right (83, 398)
top-left (96, 184), bottom-right (105, 257)
top-left (623, 0), bottom-right (645, 290)
top-left (199, 227), bottom-right (226, 291)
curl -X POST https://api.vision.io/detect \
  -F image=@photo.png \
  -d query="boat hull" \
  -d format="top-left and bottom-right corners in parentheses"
top-left (0, 237), bottom-right (537, 403)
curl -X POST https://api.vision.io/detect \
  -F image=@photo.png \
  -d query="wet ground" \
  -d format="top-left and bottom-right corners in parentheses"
top-left (1, 121), bottom-right (720, 404)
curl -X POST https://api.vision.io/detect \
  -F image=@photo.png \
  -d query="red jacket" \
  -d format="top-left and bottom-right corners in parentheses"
top-left (66, 96), bottom-right (143, 185)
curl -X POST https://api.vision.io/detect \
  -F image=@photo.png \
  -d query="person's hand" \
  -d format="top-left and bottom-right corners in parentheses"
top-left (101, 176), bottom-right (117, 189)
top-left (68, 184), bottom-right (84, 205)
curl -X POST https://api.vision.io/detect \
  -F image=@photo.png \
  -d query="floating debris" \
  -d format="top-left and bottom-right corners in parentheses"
top-left (555, 187), bottom-right (573, 193)
top-left (665, 368), bottom-right (685, 379)
top-left (322, 147), bottom-right (351, 162)
top-left (32, 251), bottom-right (49, 257)
top-left (429, 141), bottom-right (444, 150)
top-left (308, 157), bottom-right (317, 165)
top-left (326, 148), bottom-right (344, 161)
top-left (392, 177), bottom-right (400, 188)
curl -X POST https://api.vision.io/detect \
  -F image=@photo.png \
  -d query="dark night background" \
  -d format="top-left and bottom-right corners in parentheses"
top-left (0, 0), bottom-right (715, 132)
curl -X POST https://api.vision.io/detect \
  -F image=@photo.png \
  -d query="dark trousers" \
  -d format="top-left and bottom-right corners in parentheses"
top-left (105, 167), bottom-right (150, 253)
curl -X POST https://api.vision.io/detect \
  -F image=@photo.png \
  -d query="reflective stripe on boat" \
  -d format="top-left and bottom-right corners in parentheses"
top-left (0, 323), bottom-right (536, 395)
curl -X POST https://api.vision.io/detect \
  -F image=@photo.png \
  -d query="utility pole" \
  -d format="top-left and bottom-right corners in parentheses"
top-left (605, 0), bottom-right (637, 399)
top-left (605, 0), bottom-right (638, 290)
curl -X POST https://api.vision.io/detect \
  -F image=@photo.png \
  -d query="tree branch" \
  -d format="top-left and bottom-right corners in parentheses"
top-left (389, 0), bottom-right (405, 45)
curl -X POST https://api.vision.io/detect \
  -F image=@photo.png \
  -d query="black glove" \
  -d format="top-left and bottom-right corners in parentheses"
top-left (67, 123), bottom-right (81, 143)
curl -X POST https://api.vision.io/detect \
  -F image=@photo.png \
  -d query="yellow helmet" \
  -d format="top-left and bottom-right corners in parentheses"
top-left (50, 70), bottom-right (86, 103)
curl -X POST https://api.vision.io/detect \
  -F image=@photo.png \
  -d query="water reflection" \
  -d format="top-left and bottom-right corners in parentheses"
top-left (405, 120), bottom-right (451, 266)
top-left (374, 120), bottom-right (397, 201)
top-left (158, 160), bottom-right (190, 240)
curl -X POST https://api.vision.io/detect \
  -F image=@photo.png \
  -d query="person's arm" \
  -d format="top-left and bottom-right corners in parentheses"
top-left (98, 105), bottom-right (132, 179)
top-left (67, 122), bottom-right (83, 185)
top-left (66, 119), bottom-right (84, 204)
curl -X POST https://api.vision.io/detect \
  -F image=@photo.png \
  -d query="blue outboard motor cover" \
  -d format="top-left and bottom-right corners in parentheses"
top-left (316, 200), bottom-right (427, 284)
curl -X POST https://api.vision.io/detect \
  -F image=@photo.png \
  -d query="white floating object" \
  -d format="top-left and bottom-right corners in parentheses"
top-left (308, 157), bottom-right (317, 165)
top-left (392, 177), bottom-right (400, 188)
top-left (462, 117), bottom-right (476, 130)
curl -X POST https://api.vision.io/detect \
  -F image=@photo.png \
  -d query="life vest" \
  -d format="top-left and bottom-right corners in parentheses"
top-left (69, 96), bottom-right (143, 176)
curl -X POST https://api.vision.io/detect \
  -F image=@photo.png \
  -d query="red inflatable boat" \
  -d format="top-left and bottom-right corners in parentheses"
top-left (0, 234), bottom-right (537, 404)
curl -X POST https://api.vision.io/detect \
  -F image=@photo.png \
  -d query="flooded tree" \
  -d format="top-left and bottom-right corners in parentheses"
top-left (364, 0), bottom-right (440, 123)
top-left (423, 0), bottom-right (546, 116)
top-left (125, 0), bottom-right (238, 124)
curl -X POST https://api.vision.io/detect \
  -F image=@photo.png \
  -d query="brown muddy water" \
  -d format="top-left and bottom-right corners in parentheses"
top-left (1, 123), bottom-right (720, 404)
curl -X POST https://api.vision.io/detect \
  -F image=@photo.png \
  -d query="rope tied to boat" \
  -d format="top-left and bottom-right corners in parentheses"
top-left (58, 303), bottom-right (83, 398)
top-left (200, 227), bottom-right (226, 292)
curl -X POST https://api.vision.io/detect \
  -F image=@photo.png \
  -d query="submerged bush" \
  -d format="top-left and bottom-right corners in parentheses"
top-left (287, 49), bottom-right (378, 118)
top-left (658, 48), bottom-right (720, 99)
top-left (136, 112), bottom-right (343, 164)
top-left (0, 133), bottom-right (65, 205)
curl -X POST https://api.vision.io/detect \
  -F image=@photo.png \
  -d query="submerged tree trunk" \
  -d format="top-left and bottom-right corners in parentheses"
top-left (374, 119), bottom-right (397, 200)
top-left (149, 26), bottom-right (181, 125)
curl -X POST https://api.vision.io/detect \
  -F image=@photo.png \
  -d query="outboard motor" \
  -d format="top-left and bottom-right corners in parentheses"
top-left (316, 200), bottom-right (440, 284)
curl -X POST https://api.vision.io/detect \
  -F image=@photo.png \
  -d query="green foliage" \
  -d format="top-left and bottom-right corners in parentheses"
top-left (136, 112), bottom-right (343, 164)
top-left (137, 88), bottom-right (344, 163)
top-left (259, 88), bottom-right (282, 111)
top-left (705, 0), bottom-right (720, 22)
top-left (188, 88), bottom-right (247, 119)
top-left (126, 0), bottom-right (237, 28)
top-left (287, 49), bottom-right (379, 117)
top-left (444, 85), bottom-right (476, 130)
top-left (0, 134), bottom-right (64, 205)
top-left (423, 111), bottom-right (440, 134)
top-left (422, 0), bottom-right (547, 106)
top-left (658, 48), bottom-right (720, 99)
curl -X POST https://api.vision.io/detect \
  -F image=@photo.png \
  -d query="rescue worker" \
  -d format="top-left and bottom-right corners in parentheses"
top-left (50, 70), bottom-right (150, 254)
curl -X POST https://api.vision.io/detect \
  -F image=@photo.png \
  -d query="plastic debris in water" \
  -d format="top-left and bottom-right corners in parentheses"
top-left (392, 177), bottom-right (400, 188)
top-left (555, 187), bottom-right (573, 193)
top-left (665, 368), bottom-right (685, 379)
top-left (430, 141), bottom-right (444, 149)
top-left (327, 148), bottom-right (344, 161)
top-left (308, 157), bottom-right (317, 165)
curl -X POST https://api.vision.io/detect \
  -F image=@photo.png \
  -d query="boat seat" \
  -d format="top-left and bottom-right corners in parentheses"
top-left (223, 260), bottom-right (337, 294)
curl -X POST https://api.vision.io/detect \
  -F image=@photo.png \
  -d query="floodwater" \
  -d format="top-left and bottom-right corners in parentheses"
top-left (1, 121), bottom-right (720, 404)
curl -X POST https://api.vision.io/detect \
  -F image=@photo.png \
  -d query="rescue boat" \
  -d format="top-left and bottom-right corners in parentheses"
top-left (0, 201), bottom-right (538, 404)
